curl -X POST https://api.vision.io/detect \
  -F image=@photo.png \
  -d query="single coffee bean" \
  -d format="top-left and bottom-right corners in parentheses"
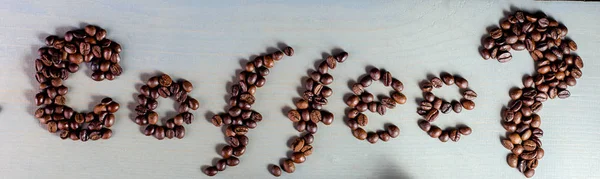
top-left (441, 73), bottom-right (454, 85)
top-left (523, 140), bottom-right (537, 151)
top-left (391, 79), bottom-right (404, 92)
top-left (281, 159), bottom-right (295, 173)
top-left (360, 76), bottom-right (373, 87)
top-left (428, 126), bottom-right (442, 138)
top-left (306, 121), bottom-right (318, 134)
top-left (421, 81), bottom-right (433, 92)
top-left (510, 88), bottom-right (523, 100)
top-left (420, 101), bottom-right (433, 111)
top-left (532, 128), bottom-right (543, 138)
top-left (418, 120), bottom-right (431, 132)
top-left (512, 144), bottom-right (524, 155)
top-left (347, 119), bottom-right (359, 130)
top-left (204, 167), bottom-right (218, 176)
top-left (449, 129), bottom-right (461, 142)
top-left (440, 102), bottom-right (451, 114)
top-left (367, 132), bottom-right (379, 144)
top-left (232, 146), bottom-right (246, 156)
top-left (454, 76), bottom-right (468, 89)
top-left (430, 77), bottom-right (443, 88)
top-left (509, 132), bottom-right (522, 144)
top-left (433, 98), bottom-right (442, 109)
top-left (283, 47), bottom-right (294, 56)
top-left (154, 126), bottom-right (165, 140)
top-left (291, 152), bottom-right (306, 163)
top-left (270, 165), bottom-right (282, 177)
top-left (326, 56), bottom-right (337, 69)
top-left (458, 126), bottom-right (472, 135)
top-left (452, 101), bottom-right (462, 113)
top-left (438, 131), bottom-right (449, 142)
top-left (295, 120), bottom-right (306, 132)
top-left (502, 139), bottom-right (515, 150)
top-left (321, 111), bottom-right (334, 125)
top-left (301, 145), bottom-right (313, 156)
top-left (558, 89), bottom-right (570, 99)
top-left (536, 148), bottom-right (545, 159)
top-left (226, 157), bottom-right (240, 166)
top-left (463, 90), bottom-right (477, 100)
top-left (369, 68), bottom-right (381, 81)
top-left (215, 159), bottom-right (227, 171)
top-left (291, 137), bottom-right (305, 152)
top-left (391, 92), bottom-right (407, 104)
top-left (361, 92), bottom-right (374, 103)
top-left (378, 131), bottom-right (391, 142)
top-left (425, 109), bottom-right (439, 122)
top-left (461, 100), bottom-right (475, 110)
top-left (520, 151), bottom-right (537, 160)
top-left (507, 154), bottom-right (518, 168)
top-left (353, 128), bottom-right (367, 140)
top-left (351, 84), bottom-right (364, 95)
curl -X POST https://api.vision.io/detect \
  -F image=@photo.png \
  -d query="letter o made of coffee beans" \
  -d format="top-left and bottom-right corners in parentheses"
top-left (417, 72), bottom-right (475, 142)
top-left (134, 74), bottom-right (199, 140)
top-left (345, 68), bottom-right (405, 144)
top-left (33, 25), bottom-right (123, 142)
top-left (480, 10), bottom-right (584, 178)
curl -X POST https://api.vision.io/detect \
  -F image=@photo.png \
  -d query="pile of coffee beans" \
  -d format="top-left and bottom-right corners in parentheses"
top-left (134, 74), bottom-right (199, 140)
top-left (269, 51), bottom-right (348, 177)
top-left (204, 46), bottom-right (294, 176)
top-left (417, 73), bottom-right (475, 142)
top-left (344, 68), bottom-right (405, 144)
top-left (480, 10), bottom-right (583, 178)
top-left (34, 25), bottom-right (122, 141)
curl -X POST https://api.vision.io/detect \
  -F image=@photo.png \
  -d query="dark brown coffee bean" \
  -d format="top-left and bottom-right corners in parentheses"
top-left (503, 122), bottom-right (517, 132)
top-left (281, 159), bottom-right (295, 173)
top-left (523, 140), bottom-right (537, 151)
top-left (425, 109), bottom-right (439, 122)
top-left (449, 101), bottom-right (462, 114)
top-left (448, 129), bottom-right (461, 142)
top-left (418, 120), bottom-right (431, 132)
top-left (429, 77), bottom-right (443, 88)
top-left (497, 51), bottom-right (512, 63)
top-left (360, 76), bottom-right (373, 87)
top-left (306, 121), bottom-right (318, 134)
top-left (440, 102), bottom-right (451, 114)
top-left (325, 56), bottom-right (337, 69)
top-left (385, 125), bottom-right (400, 138)
top-left (203, 167), bottom-right (218, 176)
top-left (232, 145), bottom-right (246, 156)
top-left (349, 83), bottom-right (365, 95)
top-left (317, 61), bottom-right (328, 74)
top-left (502, 139), bottom-right (515, 150)
top-left (420, 101), bottom-right (433, 111)
top-left (520, 151), bottom-right (537, 160)
top-left (154, 126), bottom-right (165, 140)
top-left (270, 165), bottom-right (282, 176)
top-left (369, 68), bottom-right (381, 81)
top-left (480, 48), bottom-right (491, 59)
top-left (440, 73), bottom-right (454, 85)
top-left (438, 131), bottom-right (449, 142)
top-left (223, 157), bottom-right (240, 167)
top-left (507, 154), bottom-right (518, 168)
top-left (421, 81), bottom-right (433, 92)
top-left (282, 46), bottom-right (294, 56)
top-left (489, 28), bottom-right (503, 39)
top-left (347, 119), bottom-right (359, 130)
top-left (290, 152), bottom-right (306, 163)
top-left (366, 132), bottom-right (379, 144)
top-left (353, 128), bottom-right (367, 140)
top-left (462, 90), bottom-right (478, 100)
top-left (461, 100), bottom-right (475, 110)
top-left (291, 137), bottom-right (305, 152)
top-left (163, 129), bottom-right (174, 139)
top-left (382, 72), bottom-right (393, 87)
top-left (79, 129), bottom-right (89, 142)
top-left (530, 102), bottom-right (542, 113)
top-left (558, 89), bottom-right (570, 99)
top-left (532, 128), bottom-right (543, 138)
top-left (335, 51), bottom-right (348, 62)
top-left (459, 126), bottom-right (472, 135)
top-left (295, 121), bottom-right (306, 132)
top-left (483, 37), bottom-right (495, 50)
top-left (428, 126), bottom-right (442, 138)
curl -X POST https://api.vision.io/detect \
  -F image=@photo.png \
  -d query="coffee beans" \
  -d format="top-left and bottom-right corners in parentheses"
top-left (34, 25), bottom-right (123, 141)
top-left (205, 47), bottom-right (294, 177)
top-left (270, 165), bottom-right (282, 177)
top-left (135, 74), bottom-right (198, 140)
top-left (345, 68), bottom-right (405, 144)
top-left (482, 11), bottom-right (583, 178)
top-left (417, 73), bottom-right (476, 142)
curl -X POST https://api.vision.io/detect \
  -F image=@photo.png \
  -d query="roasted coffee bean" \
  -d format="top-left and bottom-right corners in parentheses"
top-left (454, 76), bottom-right (468, 89)
top-left (502, 139), bottom-right (515, 150)
top-left (459, 126), bottom-right (472, 135)
top-left (520, 150), bottom-right (537, 160)
top-left (420, 101), bottom-right (433, 111)
top-left (440, 102), bottom-right (451, 113)
top-left (449, 129), bottom-right (461, 142)
top-left (509, 132), bottom-right (522, 144)
top-left (463, 90), bottom-right (477, 100)
top-left (295, 120), bottom-right (306, 132)
top-left (291, 152), bottom-right (306, 163)
top-left (281, 159), bottom-right (295, 173)
top-left (512, 144), bottom-right (524, 156)
top-left (232, 146), bottom-right (246, 156)
top-left (428, 126), bottom-right (442, 138)
top-left (558, 89), bottom-right (570, 99)
top-left (360, 76), bottom-right (373, 87)
top-left (353, 128), bottom-right (367, 140)
top-left (347, 119), bottom-right (359, 130)
top-left (532, 128), bottom-right (543, 138)
top-left (154, 126), bottom-right (165, 140)
top-left (79, 129), bottom-right (89, 142)
top-left (382, 71), bottom-right (393, 87)
top-left (361, 92), bottom-right (374, 103)
top-left (507, 154), bottom-right (518, 168)
top-left (452, 101), bottom-right (462, 113)
top-left (367, 132), bottom-right (379, 144)
top-left (326, 56), bottom-right (337, 69)
top-left (378, 130), bottom-right (391, 142)
top-left (226, 157), bottom-right (240, 166)
top-left (270, 165), bottom-right (283, 176)
top-left (351, 83), bottom-right (364, 95)
top-left (306, 121), bottom-right (318, 133)
top-left (418, 120), bottom-right (431, 132)
top-left (421, 81), bottom-right (433, 92)
top-left (291, 137), bottom-right (305, 152)
top-left (391, 92), bottom-right (407, 104)
top-left (283, 47), bottom-right (294, 56)
top-left (438, 131), bottom-right (449, 142)
top-left (369, 68), bottom-right (381, 81)
top-left (523, 140), bottom-right (537, 151)
top-left (432, 98), bottom-right (442, 109)
top-left (461, 100), bottom-right (475, 110)
top-left (425, 109), bottom-right (439, 122)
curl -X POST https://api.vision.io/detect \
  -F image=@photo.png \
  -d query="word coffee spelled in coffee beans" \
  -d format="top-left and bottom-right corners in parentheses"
top-left (34, 25), bottom-right (123, 141)
top-left (480, 10), bottom-right (584, 178)
top-left (204, 46), bottom-right (293, 176)
top-left (269, 51), bottom-right (348, 176)
top-left (134, 74), bottom-right (199, 140)
top-left (417, 73), bottom-right (475, 142)
top-left (345, 68), bottom-right (405, 144)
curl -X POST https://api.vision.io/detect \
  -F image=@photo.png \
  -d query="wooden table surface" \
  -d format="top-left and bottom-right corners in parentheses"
top-left (0, 0), bottom-right (599, 178)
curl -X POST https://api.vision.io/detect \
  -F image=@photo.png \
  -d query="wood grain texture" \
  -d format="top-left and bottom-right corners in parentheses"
top-left (0, 0), bottom-right (599, 178)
